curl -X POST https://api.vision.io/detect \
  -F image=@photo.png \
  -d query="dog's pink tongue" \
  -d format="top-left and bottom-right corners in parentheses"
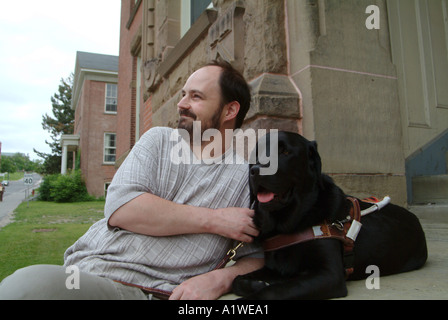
top-left (257, 191), bottom-right (275, 203)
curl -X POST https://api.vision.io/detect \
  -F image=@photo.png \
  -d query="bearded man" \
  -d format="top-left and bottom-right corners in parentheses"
top-left (0, 61), bottom-right (263, 300)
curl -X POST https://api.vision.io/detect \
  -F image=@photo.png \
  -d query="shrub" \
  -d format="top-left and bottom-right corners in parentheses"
top-left (38, 174), bottom-right (59, 201)
top-left (39, 170), bottom-right (93, 203)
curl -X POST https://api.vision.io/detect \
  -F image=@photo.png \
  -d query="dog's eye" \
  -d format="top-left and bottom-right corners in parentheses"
top-left (278, 144), bottom-right (289, 156)
top-left (280, 148), bottom-right (289, 156)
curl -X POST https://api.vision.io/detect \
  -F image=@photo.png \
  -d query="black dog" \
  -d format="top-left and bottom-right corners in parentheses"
top-left (233, 131), bottom-right (427, 299)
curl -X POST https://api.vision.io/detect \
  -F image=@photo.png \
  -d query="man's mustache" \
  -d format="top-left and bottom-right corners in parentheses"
top-left (179, 110), bottom-right (197, 120)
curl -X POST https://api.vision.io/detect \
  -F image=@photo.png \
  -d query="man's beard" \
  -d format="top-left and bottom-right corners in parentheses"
top-left (177, 108), bottom-right (223, 144)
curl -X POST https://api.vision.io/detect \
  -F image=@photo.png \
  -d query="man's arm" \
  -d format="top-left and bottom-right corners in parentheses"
top-left (108, 192), bottom-right (259, 243)
top-left (169, 257), bottom-right (264, 300)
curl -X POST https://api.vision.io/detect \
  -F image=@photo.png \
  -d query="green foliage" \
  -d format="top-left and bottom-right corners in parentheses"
top-left (38, 170), bottom-right (93, 203)
top-left (34, 74), bottom-right (75, 174)
top-left (36, 154), bottom-right (62, 176)
top-left (38, 173), bottom-right (59, 201)
top-left (0, 156), bottom-right (16, 173)
top-left (5, 172), bottom-right (24, 181)
top-left (0, 153), bottom-right (42, 174)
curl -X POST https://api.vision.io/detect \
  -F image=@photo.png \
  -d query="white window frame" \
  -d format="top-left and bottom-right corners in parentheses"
top-left (103, 132), bottom-right (116, 164)
top-left (105, 83), bottom-right (118, 114)
top-left (104, 182), bottom-right (111, 197)
top-left (180, 0), bottom-right (213, 37)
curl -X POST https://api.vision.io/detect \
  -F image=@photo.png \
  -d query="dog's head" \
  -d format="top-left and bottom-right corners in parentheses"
top-left (249, 131), bottom-right (323, 235)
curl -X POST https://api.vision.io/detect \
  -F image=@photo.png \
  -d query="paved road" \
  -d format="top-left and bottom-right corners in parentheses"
top-left (0, 173), bottom-right (42, 228)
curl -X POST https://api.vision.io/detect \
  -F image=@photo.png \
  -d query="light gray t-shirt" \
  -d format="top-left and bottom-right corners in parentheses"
top-left (64, 127), bottom-right (262, 293)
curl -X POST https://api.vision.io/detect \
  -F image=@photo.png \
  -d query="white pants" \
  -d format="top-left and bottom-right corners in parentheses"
top-left (0, 265), bottom-right (149, 300)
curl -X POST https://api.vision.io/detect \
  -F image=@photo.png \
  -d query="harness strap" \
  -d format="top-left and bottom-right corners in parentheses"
top-left (113, 280), bottom-right (173, 300)
top-left (114, 241), bottom-right (242, 300)
top-left (263, 197), bottom-right (362, 251)
top-left (263, 196), bottom-right (368, 277)
top-left (263, 221), bottom-right (349, 251)
top-left (341, 197), bottom-right (360, 276)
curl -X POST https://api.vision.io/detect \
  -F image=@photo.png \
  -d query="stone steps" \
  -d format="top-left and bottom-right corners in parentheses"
top-left (412, 174), bottom-right (448, 205)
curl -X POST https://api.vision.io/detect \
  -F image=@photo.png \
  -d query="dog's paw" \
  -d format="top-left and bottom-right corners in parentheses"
top-left (232, 275), bottom-right (270, 297)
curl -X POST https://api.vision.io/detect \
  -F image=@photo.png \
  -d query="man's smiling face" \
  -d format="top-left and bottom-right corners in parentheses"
top-left (177, 65), bottom-right (225, 135)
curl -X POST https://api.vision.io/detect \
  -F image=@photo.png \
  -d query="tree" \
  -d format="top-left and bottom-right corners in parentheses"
top-left (34, 74), bottom-right (75, 174)
top-left (0, 153), bottom-right (42, 173)
top-left (0, 156), bottom-right (17, 173)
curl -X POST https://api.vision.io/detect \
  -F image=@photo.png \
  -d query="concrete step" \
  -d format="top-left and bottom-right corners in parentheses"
top-left (412, 174), bottom-right (448, 204)
top-left (408, 203), bottom-right (448, 223)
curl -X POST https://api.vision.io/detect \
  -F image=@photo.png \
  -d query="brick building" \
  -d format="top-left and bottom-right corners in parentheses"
top-left (61, 51), bottom-right (119, 197)
top-left (115, 1), bottom-right (144, 166)
top-left (115, 0), bottom-right (447, 206)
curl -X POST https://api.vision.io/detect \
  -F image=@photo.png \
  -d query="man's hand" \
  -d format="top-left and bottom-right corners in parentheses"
top-left (169, 270), bottom-right (224, 300)
top-left (210, 207), bottom-right (259, 243)
top-left (169, 257), bottom-right (264, 300)
top-left (109, 193), bottom-right (258, 242)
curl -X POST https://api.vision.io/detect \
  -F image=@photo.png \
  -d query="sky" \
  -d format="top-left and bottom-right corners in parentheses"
top-left (0, 0), bottom-right (121, 160)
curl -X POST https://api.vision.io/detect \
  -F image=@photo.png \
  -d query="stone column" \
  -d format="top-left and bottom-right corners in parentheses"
top-left (61, 144), bottom-right (68, 175)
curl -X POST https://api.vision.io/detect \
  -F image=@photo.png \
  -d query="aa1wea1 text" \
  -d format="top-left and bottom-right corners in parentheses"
top-left (178, 303), bottom-right (268, 317)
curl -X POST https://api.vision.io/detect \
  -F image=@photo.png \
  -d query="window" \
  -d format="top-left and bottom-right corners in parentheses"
top-left (191, 0), bottom-right (212, 25)
top-left (181, 0), bottom-right (213, 37)
top-left (104, 182), bottom-right (111, 197)
top-left (105, 83), bottom-right (117, 113)
top-left (104, 133), bottom-right (116, 164)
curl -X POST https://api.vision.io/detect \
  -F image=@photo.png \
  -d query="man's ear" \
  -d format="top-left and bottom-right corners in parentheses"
top-left (223, 101), bottom-right (240, 122)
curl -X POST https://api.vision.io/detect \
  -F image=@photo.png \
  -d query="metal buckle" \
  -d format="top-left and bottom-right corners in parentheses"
top-left (227, 241), bottom-right (244, 260)
top-left (331, 220), bottom-right (345, 231)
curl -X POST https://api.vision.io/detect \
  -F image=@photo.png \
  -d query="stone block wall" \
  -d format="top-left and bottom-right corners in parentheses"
top-left (118, 0), bottom-right (412, 204)
top-left (144, 0), bottom-right (301, 137)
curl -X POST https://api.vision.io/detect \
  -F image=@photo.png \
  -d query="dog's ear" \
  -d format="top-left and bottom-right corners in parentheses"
top-left (248, 164), bottom-right (257, 207)
top-left (308, 141), bottom-right (323, 185)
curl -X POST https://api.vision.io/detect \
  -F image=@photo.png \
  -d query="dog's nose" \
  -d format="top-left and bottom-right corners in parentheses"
top-left (250, 166), bottom-right (260, 177)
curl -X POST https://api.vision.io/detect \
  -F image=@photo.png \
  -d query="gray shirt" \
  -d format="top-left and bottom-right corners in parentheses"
top-left (64, 127), bottom-right (262, 293)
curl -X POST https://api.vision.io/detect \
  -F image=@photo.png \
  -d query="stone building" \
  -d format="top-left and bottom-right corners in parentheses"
top-left (116, 0), bottom-right (448, 206)
top-left (61, 51), bottom-right (119, 197)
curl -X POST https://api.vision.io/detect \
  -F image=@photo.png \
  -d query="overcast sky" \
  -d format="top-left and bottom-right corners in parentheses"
top-left (0, 0), bottom-right (121, 160)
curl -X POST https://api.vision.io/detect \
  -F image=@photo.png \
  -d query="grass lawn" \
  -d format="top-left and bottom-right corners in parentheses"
top-left (2, 172), bottom-right (24, 181)
top-left (0, 200), bottom-right (105, 282)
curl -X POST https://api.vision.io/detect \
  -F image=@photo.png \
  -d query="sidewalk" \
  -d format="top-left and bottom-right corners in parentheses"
top-left (0, 189), bottom-right (26, 229)
top-left (0, 193), bottom-right (446, 299)
top-left (0, 174), bottom-right (41, 229)
top-left (339, 204), bottom-right (448, 300)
